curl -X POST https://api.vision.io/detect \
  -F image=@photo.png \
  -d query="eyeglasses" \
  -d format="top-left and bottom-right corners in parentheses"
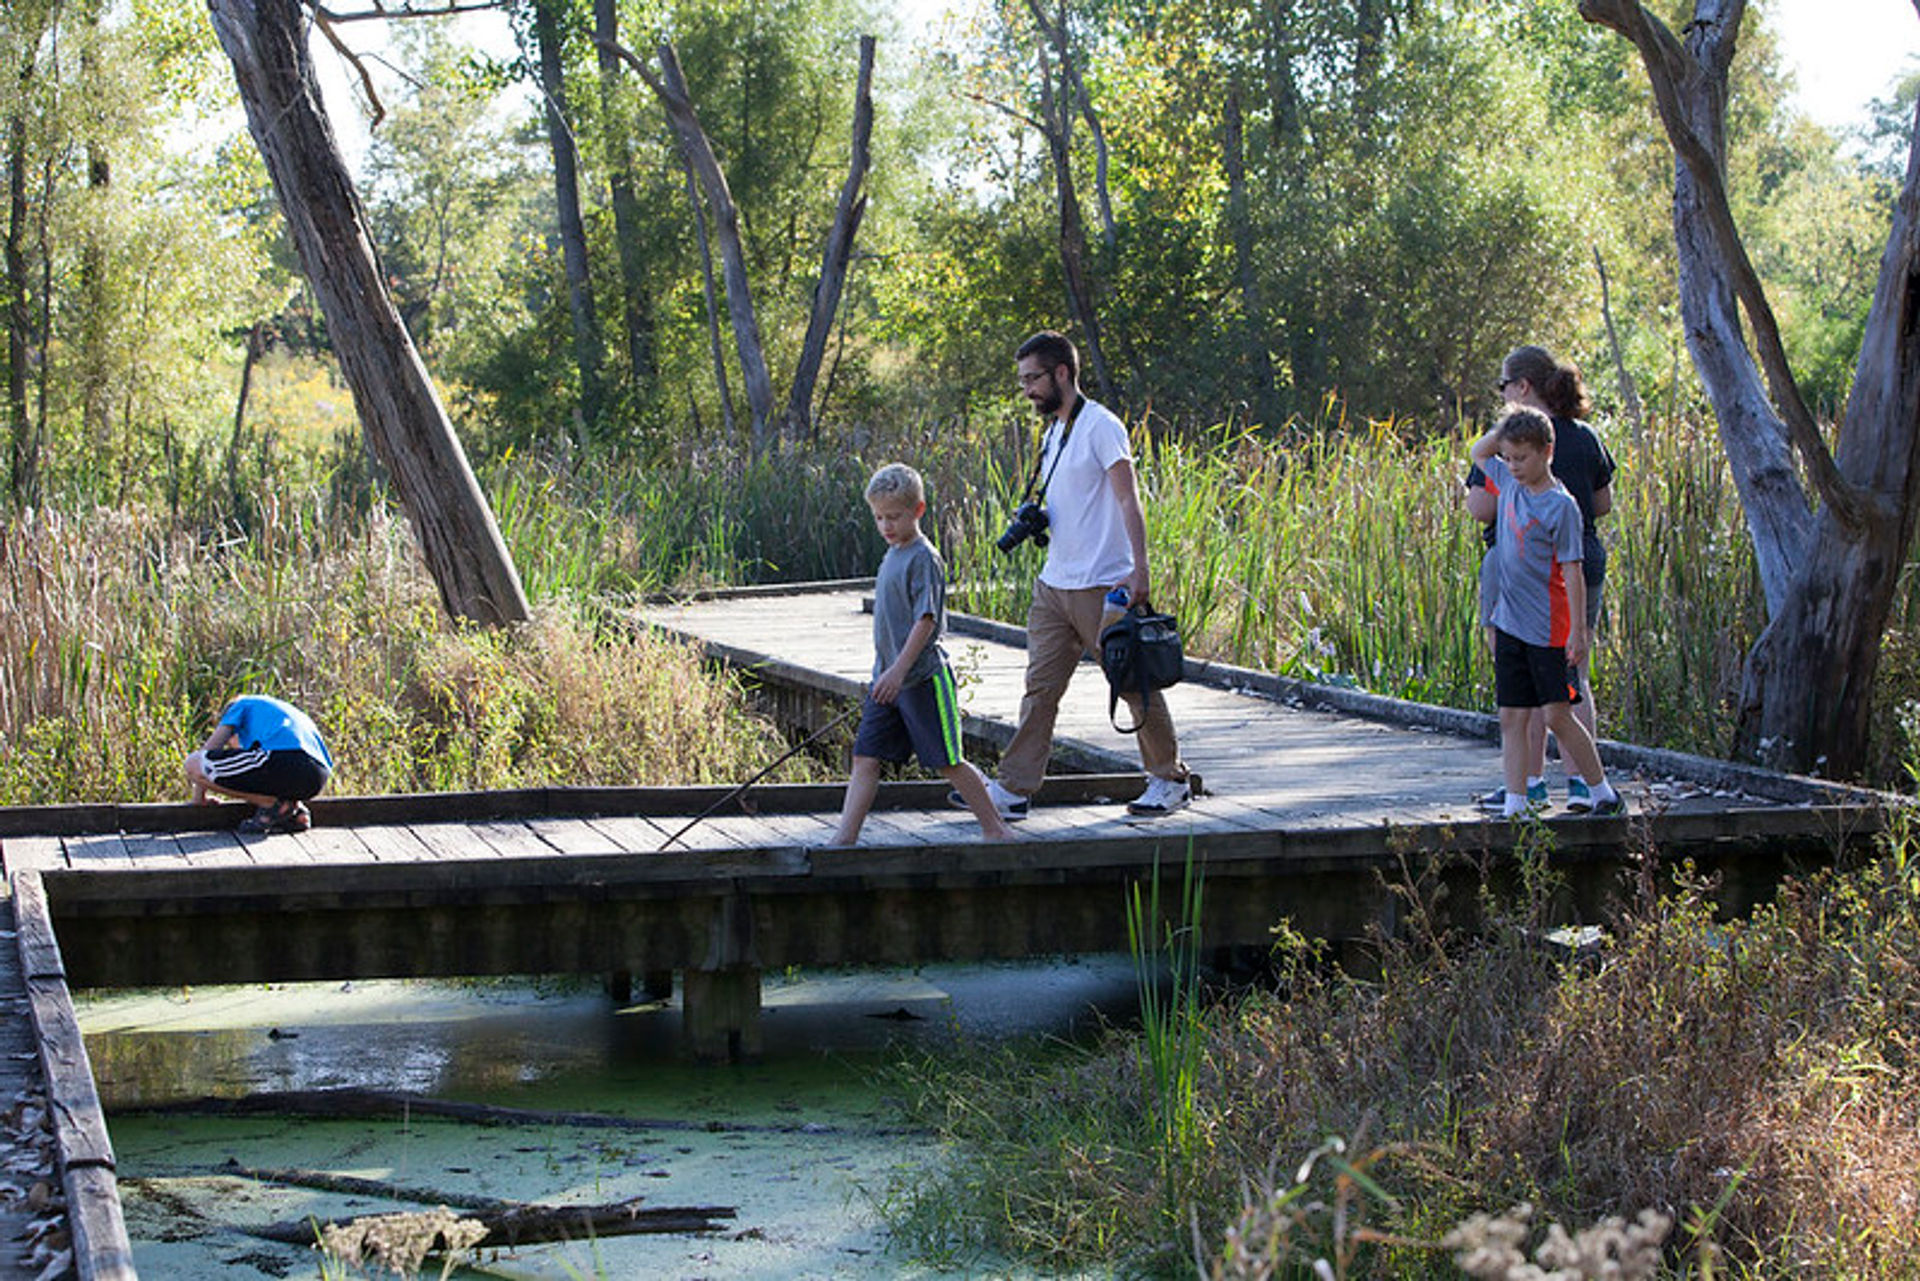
top-left (1495, 376), bottom-right (1518, 394)
top-left (1018, 370), bottom-right (1053, 388)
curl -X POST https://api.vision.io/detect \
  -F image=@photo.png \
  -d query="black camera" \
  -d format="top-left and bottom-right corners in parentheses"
top-left (995, 501), bottom-right (1050, 553)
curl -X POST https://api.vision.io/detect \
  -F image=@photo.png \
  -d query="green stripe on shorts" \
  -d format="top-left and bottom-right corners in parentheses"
top-left (932, 666), bottom-right (963, 764)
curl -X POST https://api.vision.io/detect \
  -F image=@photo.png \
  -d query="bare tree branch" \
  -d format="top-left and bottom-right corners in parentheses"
top-left (783, 35), bottom-right (875, 441)
top-left (306, 3), bottom-right (387, 129)
top-left (1578, 0), bottom-right (1872, 531)
top-left (314, 2), bottom-right (503, 22)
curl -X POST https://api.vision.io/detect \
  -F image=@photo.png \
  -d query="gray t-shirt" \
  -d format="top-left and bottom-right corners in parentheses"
top-left (872, 537), bottom-right (948, 687)
top-left (1481, 454), bottom-right (1582, 648)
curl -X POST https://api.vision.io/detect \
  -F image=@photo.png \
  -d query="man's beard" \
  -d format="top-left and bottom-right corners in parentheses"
top-left (1033, 382), bottom-right (1065, 417)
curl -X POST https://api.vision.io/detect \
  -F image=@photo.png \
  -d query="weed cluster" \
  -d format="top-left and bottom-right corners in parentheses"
top-left (879, 838), bottom-right (1920, 1277)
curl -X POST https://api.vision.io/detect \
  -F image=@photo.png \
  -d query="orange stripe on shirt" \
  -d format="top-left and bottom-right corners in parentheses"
top-left (1548, 559), bottom-right (1570, 646)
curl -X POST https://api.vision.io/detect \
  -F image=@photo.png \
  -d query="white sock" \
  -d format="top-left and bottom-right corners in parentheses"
top-left (1589, 780), bottom-right (1617, 804)
top-left (1526, 775), bottom-right (1545, 792)
top-left (1504, 792), bottom-right (1527, 818)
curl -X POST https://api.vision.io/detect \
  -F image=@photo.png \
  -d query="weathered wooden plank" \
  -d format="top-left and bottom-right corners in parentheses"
top-left (411, 822), bottom-right (497, 861)
top-left (11, 870), bottom-right (63, 980)
top-left (175, 828), bottom-right (257, 868)
top-left (237, 827), bottom-right (315, 865)
top-left (23, 975), bottom-right (114, 1170)
top-left (1, 835), bottom-right (68, 874)
top-left (352, 823), bottom-right (438, 863)
top-left (738, 811), bottom-right (837, 848)
top-left (65, 1165), bottom-right (136, 1281)
top-left (646, 814), bottom-right (757, 852)
top-left (299, 825), bottom-right (378, 865)
top-left (582, 814), bottom-right (673, 853)
top-left (63, 832), bottom-right (132, 866)
top-left (472, 821), bottom-right (561, 860)
top-left (525, 817), bottom-right (625, 857)
top-left (119, 830), bottom-right (185, 866)
top-left (848, 812), bottom-right (943, 846)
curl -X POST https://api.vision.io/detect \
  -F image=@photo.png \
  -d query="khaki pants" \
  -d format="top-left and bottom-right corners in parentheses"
top-left (997, 580), bottom-right (1185, 796)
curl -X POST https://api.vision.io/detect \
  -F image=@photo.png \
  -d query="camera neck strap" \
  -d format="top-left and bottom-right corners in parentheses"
top-left (1020, 393), bottom-right (1086, 506)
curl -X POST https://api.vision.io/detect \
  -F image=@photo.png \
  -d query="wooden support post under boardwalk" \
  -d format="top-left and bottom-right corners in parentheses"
top-left (682, 967), bottom-right (762, 1062)
top-left (685, 890), bottom-right (762, 1060)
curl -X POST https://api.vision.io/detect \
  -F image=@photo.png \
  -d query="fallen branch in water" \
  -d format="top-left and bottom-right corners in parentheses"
top-left (217, 1159), bottom-right (511, 1211)
top-left (247, 1195), bottom-right (736, 1248)
top-left (129, 1087), bottom-right (920, 1136)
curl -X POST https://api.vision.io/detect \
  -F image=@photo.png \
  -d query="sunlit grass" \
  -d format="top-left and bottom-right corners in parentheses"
top-left (0, 502), bottom-right (823, 805)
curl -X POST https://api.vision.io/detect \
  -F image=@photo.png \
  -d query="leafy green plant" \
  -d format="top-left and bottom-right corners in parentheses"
top-left (1126, 843), bottom-right (1207, 1198)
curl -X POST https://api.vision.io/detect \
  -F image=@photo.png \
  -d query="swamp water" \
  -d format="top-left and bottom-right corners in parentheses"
top-left (77, 959), bottom-right (1136, 1279)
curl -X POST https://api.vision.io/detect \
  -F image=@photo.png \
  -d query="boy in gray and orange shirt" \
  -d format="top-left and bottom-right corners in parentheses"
top-left (1471, 409), bottom-right (1625, 819)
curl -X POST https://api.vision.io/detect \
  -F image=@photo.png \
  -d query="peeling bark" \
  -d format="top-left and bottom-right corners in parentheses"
top-left (1579, 0), bottom-right (1920, 775)
top-left (208, 0), bottom-right (529, 626)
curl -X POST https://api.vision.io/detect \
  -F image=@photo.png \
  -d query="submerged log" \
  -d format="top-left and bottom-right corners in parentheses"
top-left (248, 1196), bottom-right (735, 1248)
top-left (135, 1087), bottom-right (918, 1136)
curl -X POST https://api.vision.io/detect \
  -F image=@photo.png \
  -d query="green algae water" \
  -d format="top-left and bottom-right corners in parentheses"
top-left (79, 960), bottom-right (1136, 1279)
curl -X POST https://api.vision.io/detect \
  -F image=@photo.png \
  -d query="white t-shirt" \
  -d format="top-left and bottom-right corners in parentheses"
top-left (1036, 397), bottom-right (1134, 591)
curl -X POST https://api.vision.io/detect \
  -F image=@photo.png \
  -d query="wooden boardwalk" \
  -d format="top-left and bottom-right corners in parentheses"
top-left (635, 582), bottom-right (1874, 825)
top-left (0, 580), bottom-right (1895, 1270)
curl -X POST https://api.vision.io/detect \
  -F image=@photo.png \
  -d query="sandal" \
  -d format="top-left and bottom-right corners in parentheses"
top-left (237, 800), bottom-right (311, 835)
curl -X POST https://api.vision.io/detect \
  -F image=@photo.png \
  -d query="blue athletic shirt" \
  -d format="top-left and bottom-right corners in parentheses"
top-left (220, 695), bottom-right (334, 768)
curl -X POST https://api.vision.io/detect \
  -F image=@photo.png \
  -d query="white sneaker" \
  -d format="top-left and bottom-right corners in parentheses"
top-left (949, 778), bottom-right (1029, 821)
top-left (1127, 775), bottom-right (1190, 817)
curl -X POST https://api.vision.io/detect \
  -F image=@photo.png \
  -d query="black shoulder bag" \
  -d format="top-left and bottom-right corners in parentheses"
top-left (1098, 601), bottom-right (1185, 733)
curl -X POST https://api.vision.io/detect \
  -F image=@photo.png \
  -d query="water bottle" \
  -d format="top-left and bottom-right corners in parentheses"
top-left (1101, 585), bottom-right (1130, 632)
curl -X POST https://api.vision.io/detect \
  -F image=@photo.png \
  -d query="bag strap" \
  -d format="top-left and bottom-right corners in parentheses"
top-left (1107, 604), bottom-right (1153, 734)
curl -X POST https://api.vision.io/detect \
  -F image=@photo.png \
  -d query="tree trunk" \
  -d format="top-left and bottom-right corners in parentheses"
top-left (1592, 246), bottom-right (1643, 442)
top-left (625, 39), bottom-right (776, 453)
top-left (5, 24), bottom-right (38, 506)
top-left (682, 155), bottom-right (736, 438)
top-left (79, 1), bottom-right (113, 464)
top-left (532, 0), bottom-right (605, 442)
top-left (1580, 0), bottom-right (1920, 776)
top-left (1222, 84), bottom-right (1278, 428)
top-left (592, 0), bottom-right (659, 413)
top-left (208, 0), bottom-right (529, 627)
top-left (782, 35), bottom-right (874, 443)
top-left (1033, 41), bottom-right (1115, 404)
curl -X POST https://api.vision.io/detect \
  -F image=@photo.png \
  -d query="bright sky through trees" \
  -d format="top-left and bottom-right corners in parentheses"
top-left (1772, 0), bottom-right (1918, 128)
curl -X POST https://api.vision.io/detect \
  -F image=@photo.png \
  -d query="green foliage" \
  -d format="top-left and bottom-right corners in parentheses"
top-left (1126, 845), bottom-right (1207, 1201)
top-left (881, 839), bottom-right (1920, 1276)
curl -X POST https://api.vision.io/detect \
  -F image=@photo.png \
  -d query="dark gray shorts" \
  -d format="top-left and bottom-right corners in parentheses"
top-left (852, 666), bottom-right (964, 770)
top-left (203, 747), bottom-right (330, 801)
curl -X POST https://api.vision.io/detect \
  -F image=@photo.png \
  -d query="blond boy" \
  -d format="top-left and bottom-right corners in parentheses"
top-left (830, 464), bottom-right (1015, 845)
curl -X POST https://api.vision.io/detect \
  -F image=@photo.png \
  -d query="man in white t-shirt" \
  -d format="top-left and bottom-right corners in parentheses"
top-left (974, 331), bottom-right (1190, 819)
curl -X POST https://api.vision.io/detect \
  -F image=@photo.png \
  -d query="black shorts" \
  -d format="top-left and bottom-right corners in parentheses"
top-left (1493, 629), bottom-right (1579, 710)
top-left (852, 666), bottom-right (965, 770)
top-left (203, 747), bottom-right (330, 801)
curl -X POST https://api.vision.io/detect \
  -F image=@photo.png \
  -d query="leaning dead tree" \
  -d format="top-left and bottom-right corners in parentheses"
top-left (603, 35), bottom-right (876, 454)
top-left (781, 34), bottom-right (875, 443)
top-left (207, 0), bottom-right (529, 627)
top-left (1580, 0), bottom-right (1920, 776)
